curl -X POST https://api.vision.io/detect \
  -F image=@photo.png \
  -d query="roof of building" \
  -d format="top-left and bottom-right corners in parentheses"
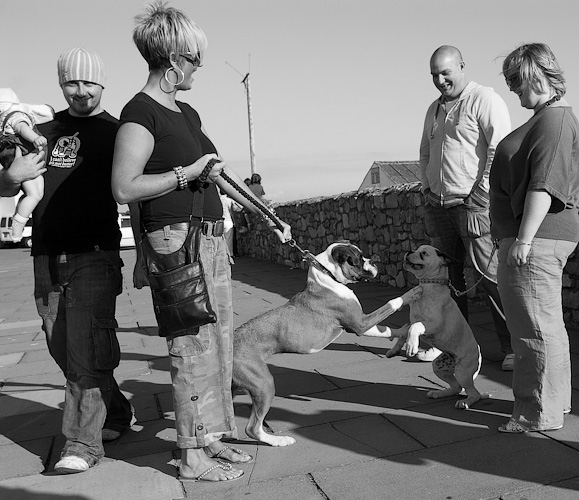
top-left (372, 161), bottom-right (420, 185)
top-left (358, 160), bottom-right (421, 191)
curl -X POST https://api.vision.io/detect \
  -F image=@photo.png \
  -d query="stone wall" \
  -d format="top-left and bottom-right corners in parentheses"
top-left (234, 183), bottom-right (579, 325)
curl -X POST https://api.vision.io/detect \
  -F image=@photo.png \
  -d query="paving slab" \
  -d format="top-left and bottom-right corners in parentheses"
top-left (0, 409), bottom-right (62, 444)
top-left (311, 434), bottom-right (579, 500)
top-left (0, 359), bottom-right (62, 380)
top-left (248, 423), bottom-right (389, 482)
top-left (0, 437), bottom-right (51, 481)
top-left (0, 388), bottom-right (65, 417)
top-left (0, 352), bottom-right (24, 368)
top-left (183, 475), bottom-right (325, 500)
top-left (0, 459), bottom-right (184, 500)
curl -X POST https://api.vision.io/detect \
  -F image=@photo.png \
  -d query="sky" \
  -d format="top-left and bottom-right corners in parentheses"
top-left (2, 0), bottom-right (579, 203)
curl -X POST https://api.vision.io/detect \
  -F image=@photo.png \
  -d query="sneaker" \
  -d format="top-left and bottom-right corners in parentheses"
top-left (502, 353), bottom-right (515, 371)
top-left (415, 347), bottom-right (442, 362)
top-left (55, 456), bottom-right (90, 474)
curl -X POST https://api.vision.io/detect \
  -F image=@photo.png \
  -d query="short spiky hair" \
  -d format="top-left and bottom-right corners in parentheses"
top-left (132, 1), bottom-right (207, 70)
top-left (502, 43), bottom-right (566, 98)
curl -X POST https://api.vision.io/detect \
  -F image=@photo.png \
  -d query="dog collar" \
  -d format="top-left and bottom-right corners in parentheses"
top-left (419, 278), bottom-right (450, 286)
top-left (303, 251), bottom-right (340, 283)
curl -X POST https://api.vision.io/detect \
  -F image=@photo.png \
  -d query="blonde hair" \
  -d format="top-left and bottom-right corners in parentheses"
top-left (132, 1), bottom-right (207, 70)
top-left (502, 43), bottom-right (566, 98)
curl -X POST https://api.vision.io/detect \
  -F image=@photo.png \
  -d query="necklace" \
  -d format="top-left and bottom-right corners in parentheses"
top-left (535, 95), bottom-right (561, 114)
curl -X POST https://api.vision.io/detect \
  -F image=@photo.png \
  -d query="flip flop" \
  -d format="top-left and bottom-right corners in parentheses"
top-left (178, 461), bottom-right (244, 482)
top-left (498, 419), bottom-right (527, 433)
top-left (206, 445), bottom-right (254, 464)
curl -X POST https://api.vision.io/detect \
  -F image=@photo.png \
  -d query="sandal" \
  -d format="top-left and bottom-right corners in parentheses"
top-left (206, 445), bottom-right (254, 464)
top-left (178, 461), bottom-right (244, 482)
top-left (498, 419), bottom-right (527, 433)
top-left (499, 419), bottom-right (563, 433)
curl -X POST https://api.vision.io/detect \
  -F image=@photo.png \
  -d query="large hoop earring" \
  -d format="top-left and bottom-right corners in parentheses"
top-left (164, 67), bottom-right (185, 86)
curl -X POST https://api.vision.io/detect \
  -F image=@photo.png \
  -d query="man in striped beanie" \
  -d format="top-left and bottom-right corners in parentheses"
top-left (22, 47), bottom-right (135, 474)
top-left (57, 47), bottom-right (107, 117)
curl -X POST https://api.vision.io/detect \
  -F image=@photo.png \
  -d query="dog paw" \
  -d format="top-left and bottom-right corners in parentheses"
top-left (267, 435), bottom-right (296, 447)
top-left (389, 297), bottom-right (404, 311)
top-left (405, 339), bottom-right (420, 358)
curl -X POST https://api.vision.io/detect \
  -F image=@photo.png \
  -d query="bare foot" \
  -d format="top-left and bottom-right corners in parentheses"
top-left (204, 443), bottom-right (253, 463)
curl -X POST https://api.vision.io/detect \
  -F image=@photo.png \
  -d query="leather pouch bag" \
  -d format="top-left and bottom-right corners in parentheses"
top-left (141, 223), bottom-right (217, 337)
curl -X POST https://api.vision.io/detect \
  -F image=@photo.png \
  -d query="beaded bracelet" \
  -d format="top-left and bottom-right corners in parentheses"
top-left (515, 237), bottom-right (532, 246)
top-left (172, 166), bottom-right (188, 190)
top-left (198, 158), bottom-right (219, 183)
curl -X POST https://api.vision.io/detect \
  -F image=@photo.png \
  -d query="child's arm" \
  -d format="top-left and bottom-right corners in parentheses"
top-left (13, 120), bottom-right (47, 150)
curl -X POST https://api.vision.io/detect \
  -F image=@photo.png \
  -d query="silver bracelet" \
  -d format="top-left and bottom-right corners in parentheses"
top-left (173, 166), bottom-right (188, 190)
top-left (515, 237), bottom-right (532, 246)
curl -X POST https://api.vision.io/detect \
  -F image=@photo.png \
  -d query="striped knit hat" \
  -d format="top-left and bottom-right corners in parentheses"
top-left (57, 47), bottom-right (106, 88)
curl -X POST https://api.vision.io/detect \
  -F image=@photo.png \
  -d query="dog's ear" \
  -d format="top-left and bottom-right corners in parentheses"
top-left (331, 244), bottom-right (360, 267)
top-left (436, 249), bottom-right (458, 267)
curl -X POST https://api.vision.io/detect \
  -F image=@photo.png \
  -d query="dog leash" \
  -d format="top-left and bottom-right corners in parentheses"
top-left (449, 241), bottom-right (498, 298)
top-left (218, 168), bottom-right (341, 282)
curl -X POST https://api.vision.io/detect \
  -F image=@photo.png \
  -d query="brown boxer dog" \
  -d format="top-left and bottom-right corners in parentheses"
top-left (386, 244), bottom-right (487, 409)
top-left (233, 241), bottom-right (421, 446)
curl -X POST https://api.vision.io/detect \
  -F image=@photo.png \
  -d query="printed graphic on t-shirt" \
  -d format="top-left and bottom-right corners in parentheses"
top-left (48, 132), bottom-right (80, 168)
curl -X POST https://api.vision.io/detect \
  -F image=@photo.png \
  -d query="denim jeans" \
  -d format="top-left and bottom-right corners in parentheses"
top-left (34, 251), bottom-right (133, 465)
top-left (146, 224), bottom-right (237, 448)
top-left (423, 203), bottom-right (511, 354)
top-left (497, 237), bottom-right (575, 430)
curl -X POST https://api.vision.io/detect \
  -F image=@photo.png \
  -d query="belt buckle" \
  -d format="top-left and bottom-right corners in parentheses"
top-left (200, 220), bottom-right (224, 237)
top-left (213, 220), bottom-right (224, 237)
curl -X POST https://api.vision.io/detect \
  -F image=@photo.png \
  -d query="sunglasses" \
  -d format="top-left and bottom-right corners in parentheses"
top-left (180, 51), bottom-right (202, 67)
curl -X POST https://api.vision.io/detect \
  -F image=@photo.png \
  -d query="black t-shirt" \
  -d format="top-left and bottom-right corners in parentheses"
top-left (33, 110), bottom-right (121, 255)
top-left (119, 93), bottom-right (222, 232)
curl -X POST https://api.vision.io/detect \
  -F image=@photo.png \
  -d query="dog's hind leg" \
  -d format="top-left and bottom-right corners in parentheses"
top-left (453, 351), bottom-right (484, 409)
top-left (427, 352), bottom-right (462, 400)
top-left (233, 357), bottom-right (296, 447)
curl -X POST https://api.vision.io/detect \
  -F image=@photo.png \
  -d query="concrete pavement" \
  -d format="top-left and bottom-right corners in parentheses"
top-left (1, 246), bottom-right (579, 500)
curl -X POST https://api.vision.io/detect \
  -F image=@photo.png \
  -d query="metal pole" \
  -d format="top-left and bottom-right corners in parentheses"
top-left (242, 73), bottom-right (256, 175)
top-left (226, 59), bottom-right (257, 177)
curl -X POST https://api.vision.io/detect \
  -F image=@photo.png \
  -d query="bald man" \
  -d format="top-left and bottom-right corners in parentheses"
top-left (418, 45), bottom-right (514, 370)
